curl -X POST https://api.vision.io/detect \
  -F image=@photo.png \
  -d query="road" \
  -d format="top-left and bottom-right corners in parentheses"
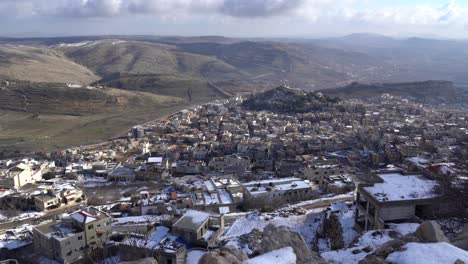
top-left (0, 202), bottom-right (85, 230)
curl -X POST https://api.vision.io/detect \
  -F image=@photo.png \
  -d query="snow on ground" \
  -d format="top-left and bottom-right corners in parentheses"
top-left (244, 246), bottom-right (296, 264)
top-left (321, 229), bottom-right (395, 264)
top-left (0, 210), bottom-right (44, 223)
top-left (186, 250), bottom-right (207, 264)
top-left (289, 192), bottom-right (353, 208)
top-left (221, 208), bottom-right (324, 253)
top-left (388, 223), bottom-right (420, 236)
top-left (386, 242), bottom-right (468, 264)
top-left (80, 177), bottom-right (112, 188)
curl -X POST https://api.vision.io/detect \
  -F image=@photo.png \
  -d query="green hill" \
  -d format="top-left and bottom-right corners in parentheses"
top-left (0, 80), bottom-right (185, 153)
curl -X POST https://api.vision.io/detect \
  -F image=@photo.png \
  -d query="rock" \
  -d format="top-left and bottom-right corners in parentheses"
top-left (315, 211), bottom-right (345, 250)
top-left (361, 246), bottom-right (372, 253)
top-left (415, 221), bottom-right (450, 243)
top-left (352, 248), bottom-right (362, 254)
top-left (358, 255), bottom-right (390, 264)
top-left (199, 246), bottom-right (248, 264)
top-left (451, 224), bottom-right (468, 251)
top-left (372, 239), bottom-right (405, 258)
top-left (259, 224), bottom-right (327, 264)
top-left (399, 234), bottom-right (421, 243)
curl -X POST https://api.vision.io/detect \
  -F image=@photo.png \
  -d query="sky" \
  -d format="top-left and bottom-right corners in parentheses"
top-left (1, 0), bottom-right (468, 38)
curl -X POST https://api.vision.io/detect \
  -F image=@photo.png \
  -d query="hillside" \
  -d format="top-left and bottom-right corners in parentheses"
top-left (0, 80), bottom-right (186, 152)
top-left (0, 44), bottom-right (99, 84)
top-left (53, 40), bottom-right (247, 81)
top-left (94, 73), bottom-right (231, 102)
top-left (242, 86), bottom-right (341, 113)
top-left (321, 81), bottom-right (459, 104)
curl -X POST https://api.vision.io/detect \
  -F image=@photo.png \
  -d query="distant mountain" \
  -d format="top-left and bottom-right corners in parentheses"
top-left (321, 80), bottom-right (459, 104)
top-left (242, 86), bottom-right (341, 113)
top-left (53, 40), bottom-right (246, 81)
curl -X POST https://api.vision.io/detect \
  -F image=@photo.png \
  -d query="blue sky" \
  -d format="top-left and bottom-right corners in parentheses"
top-left (1, 0), bottom-right (467, 38)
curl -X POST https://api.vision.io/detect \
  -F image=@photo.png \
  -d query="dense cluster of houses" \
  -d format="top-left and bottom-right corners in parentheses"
top-left (0, 92), bottom-right (466, 263)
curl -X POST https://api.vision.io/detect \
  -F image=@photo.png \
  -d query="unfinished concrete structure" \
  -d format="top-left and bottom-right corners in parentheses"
top-left (354, 172), bottom-right (437, 232)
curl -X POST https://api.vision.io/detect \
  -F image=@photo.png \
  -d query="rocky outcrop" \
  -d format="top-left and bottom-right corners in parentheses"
top-left (452, 224), bottom-right (468, 251)
top-left (258, 224), bottom-right (327, 264)
top-left (314, 204), bottom-right (351, 251)
top-left (242, 86), bottom-right (341, 113)
top-left (359, 221), bottom-right (450, 264)
top-left (199, 246), bottom-right (248, 264)
top-left (415, 221), bottom-right (450, 243)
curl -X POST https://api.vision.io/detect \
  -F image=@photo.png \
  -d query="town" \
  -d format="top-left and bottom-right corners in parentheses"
top-left (0, 86), bottom-right (467, 264)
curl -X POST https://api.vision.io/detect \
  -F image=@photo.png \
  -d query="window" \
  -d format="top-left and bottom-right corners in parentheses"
top-left (97, 224), bottom-right (101, 227)
top-left (78, 236), bottom-right (83, 240)
top-left (88, 224), bottom-right (93, 230)
top-left (67, 251), bottom-right (72, 256)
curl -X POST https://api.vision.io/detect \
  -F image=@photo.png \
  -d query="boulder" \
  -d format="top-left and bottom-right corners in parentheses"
top-left (259, 224), bottom-right (327, 264)
top-left (415, 221), bottom-right (450, 243)
top-left (199, 246), bottom-right (248, 264)
top-left (451, 223), bottom-right (468, 251)
top-left (371, 239), bottom-right (406, 258)
top-left (358, 255), bottom-right (390, 264)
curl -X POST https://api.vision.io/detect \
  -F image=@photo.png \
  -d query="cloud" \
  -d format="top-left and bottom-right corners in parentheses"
top-left (1, 0), bottom-right (468, 32)
top-left (0, 0), bottom-right (328, 18)
top-left (220, 0), bottom-right (305, 17)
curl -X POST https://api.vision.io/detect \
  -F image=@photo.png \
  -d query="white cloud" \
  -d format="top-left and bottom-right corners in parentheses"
top-left (0, 0), bottom-right (467, 37)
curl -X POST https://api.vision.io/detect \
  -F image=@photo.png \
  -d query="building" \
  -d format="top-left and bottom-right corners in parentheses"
top-left (0, 163), bottom-right (34, 189)
top-left (354, 172), bottom-right (438, 232)
top-left (172, 209), bottom-right (224, 248)
top-left (33, 207), bottom-right (112, 263)
top-left (34, 194), bottom-right (61, 211)
top-left (242, 178), bottom-right (317, 208)
top-left (33, 220), bottom-right (86, 263)
top-left (107, 166), bottom-right (136, 182)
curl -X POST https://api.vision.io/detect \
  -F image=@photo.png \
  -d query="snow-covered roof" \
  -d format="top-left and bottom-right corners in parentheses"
top-left (173, 210), bottom-right (210, 230)
top-left (363, 173), bottom-right (436, 202)
top-left (71, 211), bottom-right (96, 224)
top-left (148, 157), bottom-right (163, 163)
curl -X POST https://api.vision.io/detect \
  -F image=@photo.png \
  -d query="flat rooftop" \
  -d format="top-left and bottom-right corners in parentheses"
top-left (363, 173), bottom-right (436, 202)
top-left (173, 210), bottom-right (210, 230)
top-left (35, 221), bottom-right (82, 240)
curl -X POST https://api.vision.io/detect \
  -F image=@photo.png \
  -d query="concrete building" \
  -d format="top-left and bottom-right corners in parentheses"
top-left (33, 207), bottom-right (111, 263)
top-left (172, 209), bottom-right (224, 248)
top-left (354, 172), bottom-right (438, 232)
top-left (107, 166), bottom-right (136, 182)
top-left (0, 163), bottom-right (34, 189)
top-left (242, 178), bottom-right (317, 208)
